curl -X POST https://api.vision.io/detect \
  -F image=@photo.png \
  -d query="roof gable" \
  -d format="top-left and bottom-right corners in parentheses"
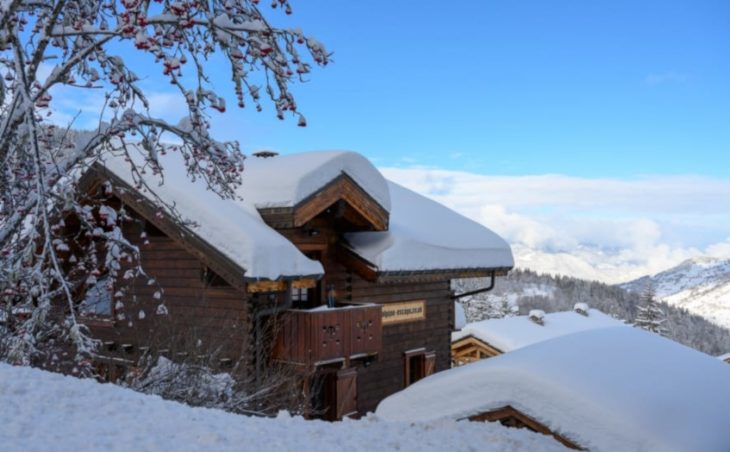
top-left (258, 173), bottom-right (389, 231)
top-left (240, 151), bottom-right (392, 212)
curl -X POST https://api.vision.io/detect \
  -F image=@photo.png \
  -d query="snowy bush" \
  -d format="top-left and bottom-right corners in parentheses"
top-left (125, 354), bottom-right (309, 417)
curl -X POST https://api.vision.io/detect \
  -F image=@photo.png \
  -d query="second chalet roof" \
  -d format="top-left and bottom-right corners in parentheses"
top-left (378, 327), bottom-right (730, 451)
top-left (452, 308), bottom-right (626, 352)
top-left (97, 148), bottom-right (512, 280)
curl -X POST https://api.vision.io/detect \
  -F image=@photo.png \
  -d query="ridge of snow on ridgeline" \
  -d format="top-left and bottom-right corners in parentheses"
top-left (377, 327), bottom-right (730, 451)
top-left (0, 364), bottom-right (563, 452)
top-left (621, 257), bottom-right (730, 328)
top-left (345, 181), bottom-right (514, 273)
top-left (242, 150), bottom-right (391, 211)
top-left (98, 147), bottom-right (324, 280)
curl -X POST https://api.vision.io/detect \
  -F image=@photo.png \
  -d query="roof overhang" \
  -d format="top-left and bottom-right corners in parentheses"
top-left (336, 243), bottom-right (512, 283)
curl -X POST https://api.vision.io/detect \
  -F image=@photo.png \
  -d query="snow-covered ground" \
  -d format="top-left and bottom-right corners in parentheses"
top-left (0, 363), bottom-right (564, 452)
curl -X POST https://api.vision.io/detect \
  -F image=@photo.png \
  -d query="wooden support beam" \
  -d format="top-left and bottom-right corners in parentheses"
top-left (469, 406), bottom-right (584, 450)
top-left (246, 278), bottom-right (317, 293)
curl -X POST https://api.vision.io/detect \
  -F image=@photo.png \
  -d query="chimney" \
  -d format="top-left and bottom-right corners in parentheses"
top-left (574, 303), bottom-right (589, 317)
top-left (252, 150), bottom-right (278, 158)
top-left (528, 309), bottom-right (545, 326)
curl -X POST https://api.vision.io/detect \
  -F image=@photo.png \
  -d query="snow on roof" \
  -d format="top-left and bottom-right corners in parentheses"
top-left (240, 151), bottom-right (391, 211)
top-left (717, 352), bottom-right (730, 361)
top-left (98, 148), bottom-right (323, 280)
top-left (0, 363), bottom-right (564, 452)
top-left (377, 327), bottom-right (730, 451)
top-left (452, 308), bottom-right (624, 352)
top-left (98, 148), bottom-right (511, 278)
top-left (345, 181), bottom-right (514, 273)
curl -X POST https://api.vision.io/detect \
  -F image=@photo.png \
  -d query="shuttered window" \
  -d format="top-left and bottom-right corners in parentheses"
top-left (404, 349), bottom-right (436, 387)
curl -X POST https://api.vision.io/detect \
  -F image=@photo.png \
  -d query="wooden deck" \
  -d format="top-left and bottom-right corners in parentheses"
top-left (273, 303), bottom-right (383, 367)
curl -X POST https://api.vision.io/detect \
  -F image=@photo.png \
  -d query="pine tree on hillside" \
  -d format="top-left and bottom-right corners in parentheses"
top-left (635, 285), bottom-right (667, 336)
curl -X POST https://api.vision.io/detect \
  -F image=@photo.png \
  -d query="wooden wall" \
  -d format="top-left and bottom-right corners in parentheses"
top-left (330, 265), bottom-right (453, 413)
top-left (87, 212), bottom-right (250, 369)
top-left (88, 195), bottom-right (454, 416)
top-left (278, 216), bottom-right (455, 414)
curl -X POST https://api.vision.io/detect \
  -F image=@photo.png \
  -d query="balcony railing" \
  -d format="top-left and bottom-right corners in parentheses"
top-left (272, 302), bottom-right (382, 367)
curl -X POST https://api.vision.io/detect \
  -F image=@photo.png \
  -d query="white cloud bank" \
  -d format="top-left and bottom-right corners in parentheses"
top-left (381, 167), bottom-right (730, 284)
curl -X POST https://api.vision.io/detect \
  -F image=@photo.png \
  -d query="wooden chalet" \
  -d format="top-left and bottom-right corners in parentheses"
top-left (73, 149), bottom-right (513, 419)
top-left (451, 305), bottom-right (625, 367)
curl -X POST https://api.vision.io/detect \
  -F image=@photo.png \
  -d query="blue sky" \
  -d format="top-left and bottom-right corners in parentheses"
top-left (203, 0), bottom-right (730, 178)
top-left (57, 0), bottom-right (729, 177)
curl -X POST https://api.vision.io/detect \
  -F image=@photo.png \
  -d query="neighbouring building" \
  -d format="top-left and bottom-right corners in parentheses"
top-left (451, 304), bottom-right (624, 366)
top-left (68, 149), bottom-right (513, 419)
top-left (378, 326), bottom-right (730, 450)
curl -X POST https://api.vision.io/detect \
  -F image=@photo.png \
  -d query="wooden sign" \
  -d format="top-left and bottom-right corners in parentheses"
top-left (382, 300), bottom-right (426, 325)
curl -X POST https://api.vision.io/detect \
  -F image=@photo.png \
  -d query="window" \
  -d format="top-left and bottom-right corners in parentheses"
top-left (291, 287), bottom-right (309, 303)
top-left (79, 275), bottom-right (113, 317)
top-left (404, 349), bottom-right (436, 387)
top-left (202, 265), bottom-right (229, 288)
top-left (144, 221), bottom-right (166, 237)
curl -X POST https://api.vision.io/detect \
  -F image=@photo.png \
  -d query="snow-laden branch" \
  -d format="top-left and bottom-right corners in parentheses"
top-left (0, 0), bottom-right (329, 367)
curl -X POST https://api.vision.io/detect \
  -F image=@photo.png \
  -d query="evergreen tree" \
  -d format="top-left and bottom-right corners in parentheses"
top-left (633, 285), bottom-right (667, 336)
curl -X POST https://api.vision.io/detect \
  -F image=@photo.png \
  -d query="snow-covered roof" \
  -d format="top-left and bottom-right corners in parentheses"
top-left (345, 181), bottom-right (514, 273)
top-left (452, 308), bottom-right (624, 352)
top-left (240, 151), bottom-right (391, 211)
top-left (98, 149), bottom-right (323, 280)
top-left (717, 352), bottom-right (730, 362)
top-left (97, 148), bottom-right (512, 280)
top-left (377, 327), bottom-right (730, 451)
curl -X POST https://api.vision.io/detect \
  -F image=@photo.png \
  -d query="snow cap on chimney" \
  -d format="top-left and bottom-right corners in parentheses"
top-left (252, 150), bottom-right (279, 158)
top-left (529, 309), bottom-right (545, 326)
top-left (574, 302), bottom-right (590, 316)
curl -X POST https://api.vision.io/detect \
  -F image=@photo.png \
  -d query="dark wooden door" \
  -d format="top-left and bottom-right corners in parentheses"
top-left (336, 367), bottom-right (358, 419)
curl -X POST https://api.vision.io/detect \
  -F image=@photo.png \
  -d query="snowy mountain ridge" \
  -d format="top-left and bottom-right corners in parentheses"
top-left (621, 257), bottom-right (730, 329)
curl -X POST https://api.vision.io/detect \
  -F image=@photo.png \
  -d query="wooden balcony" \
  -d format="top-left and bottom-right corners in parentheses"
top-left (273, 303), bottom-right (382, 367)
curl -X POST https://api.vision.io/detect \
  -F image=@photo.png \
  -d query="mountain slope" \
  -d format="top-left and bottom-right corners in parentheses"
top-left (621, 257), bottom-right (730, 328)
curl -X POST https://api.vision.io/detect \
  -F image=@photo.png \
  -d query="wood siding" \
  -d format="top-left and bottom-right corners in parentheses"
top-left (80, 172), bottom-right (470, 418)
top-left (273, 304), bottom-right (382, 366)
top-left (85, 215), bottom-right (250, 369)
top-left (278, 218), bottom-right (454, 414)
